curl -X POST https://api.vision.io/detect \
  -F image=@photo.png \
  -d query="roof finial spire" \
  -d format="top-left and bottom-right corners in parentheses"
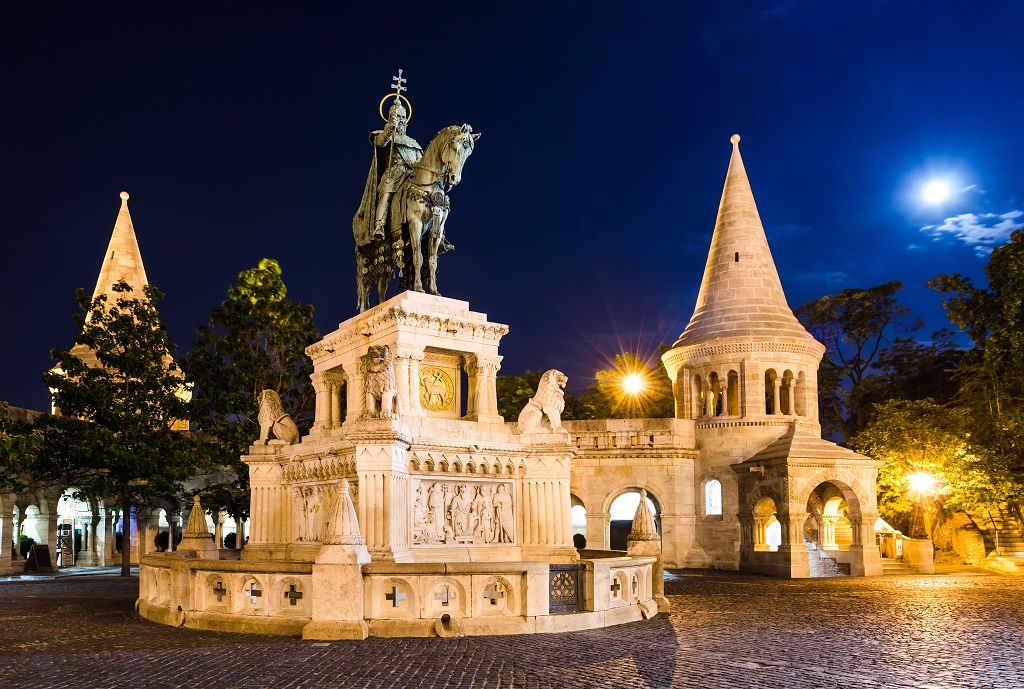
top-left (730, 133), bottom-right (740, 146)
top-left (119, 191), bottom-right (129, 201)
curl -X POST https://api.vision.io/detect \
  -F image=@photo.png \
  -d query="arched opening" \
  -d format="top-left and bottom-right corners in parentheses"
top-left (708, 372), bottom-right (722, 416)
top-left (692, 374), bottom-right (703, 419)
top-left (704, 479), bottom-right (722, 516)
top-left (727, 370), bottom-right (740, 416)
top-left (608, 490), bottom-right (660, 551)
top-left (753, 497), bottom-right (778, 552)
top-left (764, 369), bottom-right (778, 415)
top-left (570, 494), bottom-right (587, 548)
top-left (804, 479), bottom-right (867, 577)
top-left (22, 505), bottom-right (42, 543)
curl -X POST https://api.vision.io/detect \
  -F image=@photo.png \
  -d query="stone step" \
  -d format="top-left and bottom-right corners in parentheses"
top-left (881, 558), bottom-right (917, 575)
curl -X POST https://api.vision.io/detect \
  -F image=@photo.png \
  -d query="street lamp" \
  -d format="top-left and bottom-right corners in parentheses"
top-left (907, 472), bottom-right (935, 538)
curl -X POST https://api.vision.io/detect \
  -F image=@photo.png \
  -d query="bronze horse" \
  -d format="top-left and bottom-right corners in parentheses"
top-left (356, 124), bottom-right (479, 312)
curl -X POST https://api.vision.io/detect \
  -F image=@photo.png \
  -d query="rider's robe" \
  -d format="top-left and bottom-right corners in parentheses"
top-left (352, 130), bottom-right (423, 247)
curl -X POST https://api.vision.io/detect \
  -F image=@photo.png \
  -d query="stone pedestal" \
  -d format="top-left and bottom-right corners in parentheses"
top-left (902, 537), bottom-right (935, 573)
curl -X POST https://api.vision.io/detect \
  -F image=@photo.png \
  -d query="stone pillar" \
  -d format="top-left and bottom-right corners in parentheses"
top-left (330, 377), bottom-right (344, 429)
top-left (626, 489), bottom-right (671, 614)
top-left (311, 371), bottom-right (331, 431)
top-left (243, 447), bottom-right (290, 562)
top-left (353, 431), bottom-right (412, 562)
top-left (346, 371), bottom-right (365, 421)
top-left (303, 479), bottom-right (370, 640)
top-left (464, 355), bottom-right (502, 423)
top-left (404, 349), bottom-right (424, 416)
top-left (718, 379), bottom-right (728, 417)
top-left (0, 494), bottom-right (14, 574)
top-left (821, 515), bottom-right (839, 549)
top-left (586, 512), bottom-right (610, 550)
top-left (772, 378), bottom-right (782, 416)
top-left (213, 511), bottom-right (224, 549)
top-left (785, 379), bottom-right (796, 415)
top-left (778, 512), bottom-right (810, 578)
top-left (393, 352), bottom-right (411, 414)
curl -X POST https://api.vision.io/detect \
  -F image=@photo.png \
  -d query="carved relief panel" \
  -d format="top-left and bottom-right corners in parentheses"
top-left (411, 479), bottom-right (516, 546)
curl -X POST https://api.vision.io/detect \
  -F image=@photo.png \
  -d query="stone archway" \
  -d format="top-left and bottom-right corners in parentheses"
top-left (799, 471), bottom-right (881, 577)
top-left (606, 488), bottom-right (661, 551)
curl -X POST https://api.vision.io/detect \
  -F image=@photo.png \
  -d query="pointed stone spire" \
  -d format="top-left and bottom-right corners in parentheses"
top-left (323, 480), bottom-right (365, 546)
top-left (91, 191), bottom-right (149, 305)
top-left (177, 496), bottom-right (217, 558)
top-left (627, 490), bottom-right (660, 542)
top-left (673, 135), bottom-right (817, 348)
top-left (181, 496), bottom-right (212, 540)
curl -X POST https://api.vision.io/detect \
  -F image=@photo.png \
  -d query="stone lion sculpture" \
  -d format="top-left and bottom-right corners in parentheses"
top-left (257, 389), bottom-right (300, 445)
top-left (360, 345), bottom-right (402, 420)
top-left (517, 369), bottom-right (568, 434)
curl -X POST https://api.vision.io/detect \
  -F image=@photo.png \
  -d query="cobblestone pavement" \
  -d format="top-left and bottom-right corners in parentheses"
top-left (0, 569), bottom-right (1020, 689)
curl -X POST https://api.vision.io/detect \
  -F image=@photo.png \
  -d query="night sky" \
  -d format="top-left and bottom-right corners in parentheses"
top-left (4, 2), bottom-right (1023, 412)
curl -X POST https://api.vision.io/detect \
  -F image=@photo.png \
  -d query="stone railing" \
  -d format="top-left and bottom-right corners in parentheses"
top-left (137, 553), bottom-right (657, 638)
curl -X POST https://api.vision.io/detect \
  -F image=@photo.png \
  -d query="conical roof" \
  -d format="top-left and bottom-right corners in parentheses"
top-left (673, 136), bottom-right (817, 348)
top-left (91, 191), bottom-right (149, 304)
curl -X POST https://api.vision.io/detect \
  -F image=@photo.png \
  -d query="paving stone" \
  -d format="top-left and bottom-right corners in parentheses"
top-left (0, 569), bottom-right (1020, 688)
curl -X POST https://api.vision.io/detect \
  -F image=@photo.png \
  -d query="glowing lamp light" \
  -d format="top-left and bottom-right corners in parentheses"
top-left (922, 179), bottom-right (952, 205)
top-left (623, 374), bottom-right (644, 395)
top-left (908, 472), bottom-right (935, 493)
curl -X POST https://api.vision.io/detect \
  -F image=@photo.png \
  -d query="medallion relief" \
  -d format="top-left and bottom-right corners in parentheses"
top-left (419, 367), bottom-right (455, 411)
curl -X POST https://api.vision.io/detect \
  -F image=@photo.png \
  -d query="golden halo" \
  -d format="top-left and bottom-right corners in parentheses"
top-left (378, 94), bottom-right (412, 123)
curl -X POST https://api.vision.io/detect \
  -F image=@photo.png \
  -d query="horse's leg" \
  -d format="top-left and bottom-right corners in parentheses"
top-left (408, 211), bottom-right (425, 293)
top-left (356, 247), bottom-right (369, 312)
top-left (427, 210), bottom-right (446, 295)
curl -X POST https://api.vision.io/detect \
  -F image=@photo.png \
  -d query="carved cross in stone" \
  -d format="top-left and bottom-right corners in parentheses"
top-left (284, 584), bottom-right (303, 606)
top-left (385, 585), bottom-right (406, 608)
top-left (483, 583), bottom-right (504, 606)
top-left (610, 579), bottom-right (621, 597)
top-left (391, 68), bottom-right (407, 99)
top-left (246, 582), bottom-right (262, 604)
top-left (212, 580), bottom-right (227, 602)
top-left (435, 585), bottom-right (456, 607)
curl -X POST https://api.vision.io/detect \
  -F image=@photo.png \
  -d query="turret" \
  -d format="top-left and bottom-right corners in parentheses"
top-left (661, 136), bottom-right (824, 427)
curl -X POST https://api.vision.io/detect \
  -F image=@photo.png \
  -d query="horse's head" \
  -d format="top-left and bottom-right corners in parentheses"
top-left (440, 124), bottom-right (481, 187)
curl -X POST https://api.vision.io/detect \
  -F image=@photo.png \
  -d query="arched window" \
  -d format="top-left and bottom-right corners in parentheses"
top-left (782, 370), bottom-right (794, 414)
top-left (708, 372), bottom-right (721, 416)
top-left (764, 369), bottom-right (778, 415)
top-left (705, 479), bottom-right (722, 516)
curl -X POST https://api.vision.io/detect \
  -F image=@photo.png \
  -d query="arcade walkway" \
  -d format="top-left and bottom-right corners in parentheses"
top-left (0, 568), bottom-right (1019, 688)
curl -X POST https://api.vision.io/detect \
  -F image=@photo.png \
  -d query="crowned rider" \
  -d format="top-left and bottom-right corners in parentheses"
top-left (353, 95), bottom-right (423, 247)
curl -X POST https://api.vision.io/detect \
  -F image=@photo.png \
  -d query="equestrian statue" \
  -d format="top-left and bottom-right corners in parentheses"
top-left (353, 69), bottom-right (480, 312)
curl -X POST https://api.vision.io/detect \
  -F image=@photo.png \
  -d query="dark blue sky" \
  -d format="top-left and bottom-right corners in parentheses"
top-left (4, 1), bottom-right (1023, 411)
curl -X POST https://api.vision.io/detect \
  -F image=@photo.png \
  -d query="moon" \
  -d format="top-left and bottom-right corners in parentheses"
top-left (922, 179), bottom-right (952, 204)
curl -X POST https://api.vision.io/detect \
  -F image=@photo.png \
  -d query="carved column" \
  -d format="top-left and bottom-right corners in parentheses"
top-left (214, 510), bottom-right (224, 548)
top-left (330, 374), bottom-right (345, 428)
top-left (464, 355), bottom-right (479, 419)
top-left (821, 515), bottom-right (839, 549)
top-left (346, 370), bottom-right (365, 421)
top-left (0, 494), bottom-right (14, 573)
top-left (393, 351), bottom-right (411, 415)
top-left (772, 377), bottom-right (782, 416)
top-left (404, 349), bottom-right (424, 416)
top-left (718, 378), bottom-right (728, 417)
top-left (785, 378), bottom-right (796, 415)
top-left (311, 372), bottom-right (331, 431)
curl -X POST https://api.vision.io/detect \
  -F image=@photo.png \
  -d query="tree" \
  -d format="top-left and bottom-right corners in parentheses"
top-left (574, 350), bottom-right (674, 420)
top-left (851, 399), bottom-right (1004, 536)
top-left (795, 281), bottom-right (923, 441)
top-left (929, 228), bottom-right (1024, 510)
top-left (0, 402), bottom-right (42, 492)
top-left (182, 259), bottom-right (321, 521)
top-left (43, 280), bottom-right (206, 576)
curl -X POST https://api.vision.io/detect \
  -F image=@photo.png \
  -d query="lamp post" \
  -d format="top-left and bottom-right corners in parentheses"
top-left (907, 472), bottom-right (935, 539)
